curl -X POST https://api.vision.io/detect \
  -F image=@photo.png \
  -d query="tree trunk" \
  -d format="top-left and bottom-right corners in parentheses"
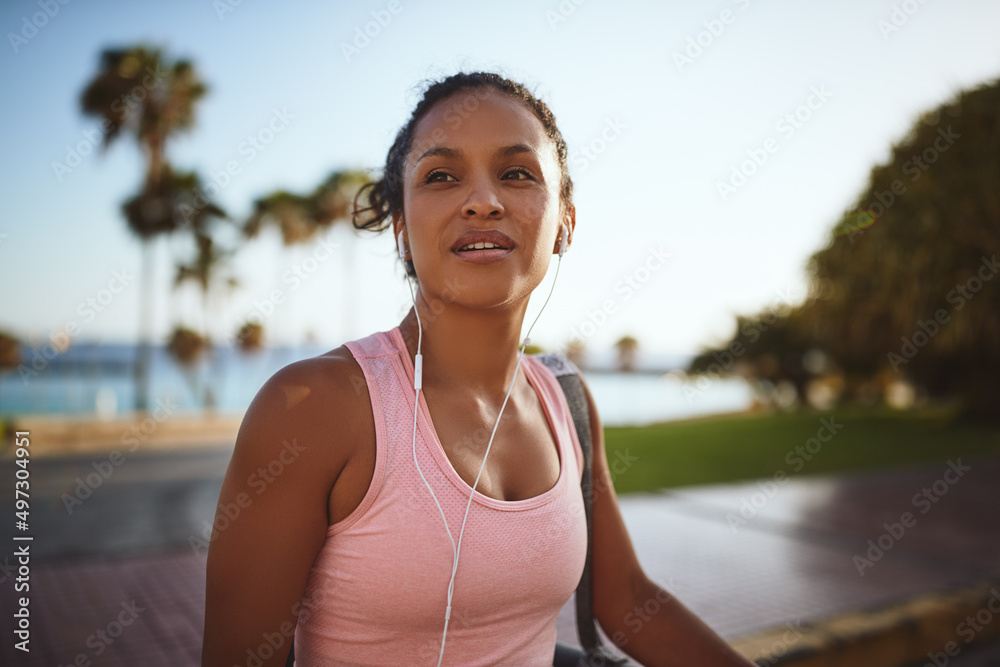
top-left (134, 241), bottom-right (155, 412)
top-left (147, 135), bottom-right (164, 188)
top-left (203, 288), bottom-right (217, 413)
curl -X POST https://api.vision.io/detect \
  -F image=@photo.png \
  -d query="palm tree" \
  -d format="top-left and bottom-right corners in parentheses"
top-left (169, 170), bottom-right (234, 337)
top-left (80, 45), bottom-right (209, 411)
top-left (166, 325), bottom-right (209, 407)
top-left (175, 231), bottom-right (238, 329)
top-left (234, 322), bottom-right (264, 353)
top-left (165, 170), bottom-right (237, 410)
top-left (243, 169), bottom-right (370, 342)
top-left (615, 335), bottom-right (639, 373)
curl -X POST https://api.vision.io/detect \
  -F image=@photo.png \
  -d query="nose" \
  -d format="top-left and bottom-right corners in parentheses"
top-left (462, 174), bottom-right (504, 219)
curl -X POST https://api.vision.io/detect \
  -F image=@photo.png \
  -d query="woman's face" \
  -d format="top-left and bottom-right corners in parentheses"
top-left (395, 88), bottom-right (573, 311)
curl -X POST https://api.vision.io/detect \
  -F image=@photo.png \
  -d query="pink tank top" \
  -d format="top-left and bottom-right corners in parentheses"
top-left (292, 326), bottom-right (588, 666)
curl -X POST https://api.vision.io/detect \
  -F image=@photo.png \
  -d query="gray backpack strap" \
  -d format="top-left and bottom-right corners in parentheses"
top-left (535, 354), bottom-right (629, 667)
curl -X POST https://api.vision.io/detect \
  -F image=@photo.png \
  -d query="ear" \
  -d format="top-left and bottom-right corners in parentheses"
top-left (391, 211), bottom-right (401, 242)
top-left (554, 204), bottom-right (577, 254)
top-left (391, 212), bottom-right (407, 260)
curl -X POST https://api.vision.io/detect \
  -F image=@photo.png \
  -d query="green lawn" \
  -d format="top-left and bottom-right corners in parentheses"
top-left (602, 407), bottom-right (1000, 494)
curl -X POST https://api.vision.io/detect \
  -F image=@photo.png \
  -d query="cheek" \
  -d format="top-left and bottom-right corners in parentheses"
top-left (405, 187), bottom-right (458, 228)
top-left (520, 185), bottom-right (555, 219)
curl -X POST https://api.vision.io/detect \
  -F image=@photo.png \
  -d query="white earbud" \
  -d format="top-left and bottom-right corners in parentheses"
top-left (558, 225), bottom-right (569, 257)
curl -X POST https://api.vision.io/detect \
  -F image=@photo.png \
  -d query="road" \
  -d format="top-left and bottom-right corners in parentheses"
top-left (0, 445), bottom-right (233, 561)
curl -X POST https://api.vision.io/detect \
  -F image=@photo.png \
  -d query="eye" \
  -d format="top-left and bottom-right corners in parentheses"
top-left (501, 167), bottom-right (535, 181)
top-left (424, 170), bottom-right (456, 184)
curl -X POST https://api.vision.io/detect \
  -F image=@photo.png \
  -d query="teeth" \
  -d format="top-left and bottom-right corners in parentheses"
top-left (460, 241), bottom-right (503, 251)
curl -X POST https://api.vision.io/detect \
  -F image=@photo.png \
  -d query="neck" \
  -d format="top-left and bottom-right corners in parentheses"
top-left (398, 290), bottom-right (531, 403)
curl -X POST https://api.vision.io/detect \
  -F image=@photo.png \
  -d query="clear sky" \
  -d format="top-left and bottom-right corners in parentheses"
top-left (2, 0), bottom-right (998, 358)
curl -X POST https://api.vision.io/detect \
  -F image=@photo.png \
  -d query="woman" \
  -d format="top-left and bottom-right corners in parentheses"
top-left (202, 72), bottom-right (753, 666)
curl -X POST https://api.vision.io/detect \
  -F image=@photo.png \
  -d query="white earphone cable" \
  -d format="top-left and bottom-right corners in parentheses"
top-left (401, 227), bottom-right (566, 667)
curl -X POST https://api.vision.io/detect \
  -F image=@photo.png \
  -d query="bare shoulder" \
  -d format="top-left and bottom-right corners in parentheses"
top-left (236, 344), bottom-right (372, 477)
top-left (202, 345), bottom-right (374, 666)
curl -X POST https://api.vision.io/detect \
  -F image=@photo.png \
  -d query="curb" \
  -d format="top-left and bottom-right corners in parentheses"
top-left (1, 412), bottom-right (244, 458)
top-left (732, 580), bottom-right (1000, 666)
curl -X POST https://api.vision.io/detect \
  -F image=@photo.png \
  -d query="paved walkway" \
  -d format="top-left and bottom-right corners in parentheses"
top-left (1, 447), bottom-right (998, 666)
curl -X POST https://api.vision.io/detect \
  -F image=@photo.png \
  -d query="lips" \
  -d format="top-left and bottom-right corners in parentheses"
top-left (451, 230), bottom-right (514, 253)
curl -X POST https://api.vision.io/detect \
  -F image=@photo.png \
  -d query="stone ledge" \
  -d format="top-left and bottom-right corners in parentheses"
top-left (732, 580), bottom-right (1000, 666)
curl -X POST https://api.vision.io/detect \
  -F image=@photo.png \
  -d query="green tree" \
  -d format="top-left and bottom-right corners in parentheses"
top-left (80, 45), bottom-right (209, 411)
top-left (804, 77), bottom-right (1000, 414)
top-left (687, 307), bottom-right (814, 404)
top-left (694, 76), bottom-right (1000, 416)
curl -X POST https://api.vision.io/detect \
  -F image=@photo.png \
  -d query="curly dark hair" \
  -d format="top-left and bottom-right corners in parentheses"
top-left (352, 71), bottom-right (574, 278)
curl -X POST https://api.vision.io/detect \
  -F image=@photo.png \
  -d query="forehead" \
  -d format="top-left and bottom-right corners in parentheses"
top-left (407, 88), bottom-right (555, 165)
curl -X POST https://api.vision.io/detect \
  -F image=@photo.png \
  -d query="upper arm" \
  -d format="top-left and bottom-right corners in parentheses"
top-left (201, 350), bottom-right (369, 667)
top-left (579, 376), bottom-right (650, 636)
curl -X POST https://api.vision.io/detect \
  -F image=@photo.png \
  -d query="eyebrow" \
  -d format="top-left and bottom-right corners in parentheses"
top-left (414, 143), bottom-right (536, 165)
